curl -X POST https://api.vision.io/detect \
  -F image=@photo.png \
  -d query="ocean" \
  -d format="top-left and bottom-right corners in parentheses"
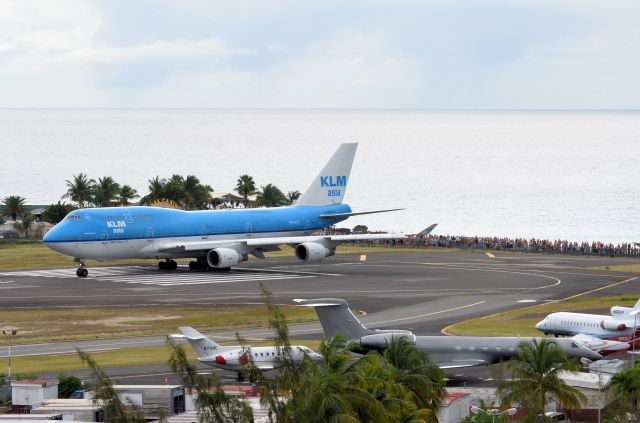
top-left (1, 109), bottom-right (638, 243)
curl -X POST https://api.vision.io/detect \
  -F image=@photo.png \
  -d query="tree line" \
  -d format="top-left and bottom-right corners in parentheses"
top-left (0, 173), bottom-right (302, 228)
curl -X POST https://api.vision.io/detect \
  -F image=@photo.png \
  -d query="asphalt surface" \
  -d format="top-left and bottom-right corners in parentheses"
top-left (1, 250), bottom-right (639, 385)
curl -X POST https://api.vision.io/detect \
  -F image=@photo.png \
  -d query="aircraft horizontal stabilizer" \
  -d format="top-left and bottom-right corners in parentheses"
top-left (319, 208), bottom-right (404, 219)
top-left (178, 326), bottom-right (206, 341)
top-left (293, 298), bottom-right (347, 307)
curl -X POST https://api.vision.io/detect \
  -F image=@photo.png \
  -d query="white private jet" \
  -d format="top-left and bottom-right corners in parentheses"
top-left (172, 326), bottom-right (321, 379)
top-left (535, 298), bottom-right (640, 355)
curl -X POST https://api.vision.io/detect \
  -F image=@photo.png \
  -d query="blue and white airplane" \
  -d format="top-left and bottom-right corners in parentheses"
top-left (43, 143), bottom-right (410, 277)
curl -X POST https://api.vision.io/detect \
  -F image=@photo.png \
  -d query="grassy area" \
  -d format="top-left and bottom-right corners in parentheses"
top-left (583, 264), bottom-right (640, 273)
top-left (0, 241), bottom-right (470, 271)
top-left (444, 295), bottom-right (640, 337)
top-left (0, 305), bottom-right (318, 345)
top-left (0, 340), bottom-right (323, 374)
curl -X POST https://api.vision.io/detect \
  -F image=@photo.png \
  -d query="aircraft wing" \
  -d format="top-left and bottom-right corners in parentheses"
top-left (158, 233), bottom-right (407, 252)
top-left (319, 208), bottom-right (404, 219)
top-left (435, 359), bottom-right (490, 369)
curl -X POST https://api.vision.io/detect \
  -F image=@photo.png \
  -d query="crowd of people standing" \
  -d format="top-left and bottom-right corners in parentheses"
top-left (359, 234), bottom-right (640, 258)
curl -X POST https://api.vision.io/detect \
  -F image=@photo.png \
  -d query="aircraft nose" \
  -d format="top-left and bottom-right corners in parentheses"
top-left (535, 320), bottom-right (544, 330)
top-left (43, 223), bottom-right (64, 243)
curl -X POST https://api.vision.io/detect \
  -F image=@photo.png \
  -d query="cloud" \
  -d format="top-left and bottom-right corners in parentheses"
top-left (61, 38), bottom-right (254, 63)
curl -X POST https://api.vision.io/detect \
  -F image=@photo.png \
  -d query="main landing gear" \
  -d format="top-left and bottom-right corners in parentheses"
top-left (158, 259), bottom-right (178, 271)
top-left (76, 260), bottom-right (88, 278)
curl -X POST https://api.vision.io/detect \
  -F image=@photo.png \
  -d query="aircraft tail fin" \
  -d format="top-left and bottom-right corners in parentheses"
top-left (177, 326), bottom-right (223, 358)
top-left (297, 143), bottom-right (357, 206)
top-left (632, 298), bottom-right (640, 312)
top-left (293, 298), bottom-right (372, 340)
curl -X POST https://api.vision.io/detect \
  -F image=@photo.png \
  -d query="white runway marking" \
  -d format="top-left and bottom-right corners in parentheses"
top-left (0, 266), bottom-right (319, 286)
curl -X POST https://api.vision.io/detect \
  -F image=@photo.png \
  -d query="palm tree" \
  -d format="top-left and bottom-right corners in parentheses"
top-left (382, 336), bottom-right (446, 420)
top-left (116, 185), bottom-right (139, 206)
top-left (140, 176), bottom-right (166, 205)
top-left (182, 175), bottom-right (212, 210)
top-left (93, 176), bottom-right (121, 207)
top-left (41, 202), bottom-right (76, 224)
top-left (1, 195), bottom-right (26, 221)
top-left (256, 184), bottom-right (287, 207)
top-left (235, 175), bottom-right (256, 206)
top-left (286, 190), bottom-right (301, 205)
top-left (609, 363), bottom-right (640, 416)
top-left (13, 212), bottom-right (35, 239)
top-left (63, 173), bottom-right (95, 208)
top-left (497, 339), bottom-right (586, 419)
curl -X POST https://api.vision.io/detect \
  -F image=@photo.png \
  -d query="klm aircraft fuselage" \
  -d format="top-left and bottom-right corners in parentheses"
top-left (43, 143), bottom-right (408, 277)
top-left (44, 204), bottom-right (350, 260)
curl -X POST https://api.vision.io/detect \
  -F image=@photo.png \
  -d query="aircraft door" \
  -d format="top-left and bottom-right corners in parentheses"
top-left (146, 227), bottom-right (154, 242)
top-left (201, 225), bottom-right (208, 239)
top-left (101, 230), bottom-right (108, 241)
top-left (246, 223), bottom-right (252, 235)
top-left (305, 219), bottom-right (310, 229)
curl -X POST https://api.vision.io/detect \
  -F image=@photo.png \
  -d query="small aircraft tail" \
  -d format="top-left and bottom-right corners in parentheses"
top-left (293, 298), bottom-right (372, 340)
top-left (297, 143), bottom-right (357, 207)
top-left (177, 326), bottom-right (224, 358)
top-left (632, 298), bottom-right (640, 313)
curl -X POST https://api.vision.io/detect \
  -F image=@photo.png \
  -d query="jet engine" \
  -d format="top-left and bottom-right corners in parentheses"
top-left (294, 242), bottom-right (334, 263)
top-left (600, 319), bottom-right (627, 331)
top-left (360, 331), bottom-right (416, 349)
top-left (207, 248), bottom-right (247, 268)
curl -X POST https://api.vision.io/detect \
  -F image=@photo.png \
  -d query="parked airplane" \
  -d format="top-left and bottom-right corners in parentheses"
top-left (535, 298), bottom-right (640, 352)
top-left (172, 326), bottom-right (321, 380)
top-left (294, 298), bottom-right (602, 368)
top-left (44, 143), bottom-right (412, 277)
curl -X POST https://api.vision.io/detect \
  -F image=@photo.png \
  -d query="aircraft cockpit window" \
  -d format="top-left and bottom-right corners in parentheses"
top-left (571, 342), bottom-right (580, 348)
top-left (65, 215), bottom-right (82, 220)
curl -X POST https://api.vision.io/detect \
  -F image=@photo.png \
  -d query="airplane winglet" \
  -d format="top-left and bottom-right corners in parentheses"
top-left (416, 223), bottom-right (438, 236)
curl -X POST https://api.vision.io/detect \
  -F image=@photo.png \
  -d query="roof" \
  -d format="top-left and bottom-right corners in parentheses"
top-left (113, 385), bottom-right (183, 389)
top-left (11, 379), bottom-right (57, 387)
top-left (443, 392), bottom-right (470, 406)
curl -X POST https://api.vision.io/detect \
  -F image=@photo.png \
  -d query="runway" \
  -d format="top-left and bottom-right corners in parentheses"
top-left (1, 250), bottom-right (639, 384)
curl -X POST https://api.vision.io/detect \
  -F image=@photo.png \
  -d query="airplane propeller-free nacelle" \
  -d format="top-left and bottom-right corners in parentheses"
top-left (360, 330), bottom-right (417, 349)
top-left (295, 242), bottom-right (334, 263)
top-left (207, 248), bottom-right (248, 268)
top-left (600, 319), bottom-right (627, 331)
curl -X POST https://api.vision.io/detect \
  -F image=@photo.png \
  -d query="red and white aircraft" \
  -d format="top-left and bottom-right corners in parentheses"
top-left (535, 299), bottom-right (640, 355)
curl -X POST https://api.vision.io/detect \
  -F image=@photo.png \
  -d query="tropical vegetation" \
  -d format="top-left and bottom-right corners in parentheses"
top-left (256, 183), bottom-right (287, 207)
top-left (63, 173), bottom-right (96, 208)
top-left (1, 195), bottom-right (27, 221)
top-left (41, 202), bottom-right (77, 224)
top-left (139, 174), bottom-right (213, 210)
top-left (496, 338), bottom-right (586, 421)
top-left (236, 174), bottom-right (257, 205)
top-left (78, 285), bottom-right (447, 422)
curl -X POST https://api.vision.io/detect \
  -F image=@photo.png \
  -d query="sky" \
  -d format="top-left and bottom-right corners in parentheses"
top-left (1, 0), bottom-right (639, 109)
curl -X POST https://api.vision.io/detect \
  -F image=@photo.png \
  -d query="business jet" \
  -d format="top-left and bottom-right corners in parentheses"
top-left (535, 298), bottom-right (640, 353)
top-left (294, 298), bottom-right (602, 368)
top-left (44, 143), bottom-right (412, 277)
top-left (172, 326), bottom-right (321, 380)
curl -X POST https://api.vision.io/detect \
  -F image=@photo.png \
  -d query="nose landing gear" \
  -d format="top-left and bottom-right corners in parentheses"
top-left (75, 260), bottom-right (89, 278)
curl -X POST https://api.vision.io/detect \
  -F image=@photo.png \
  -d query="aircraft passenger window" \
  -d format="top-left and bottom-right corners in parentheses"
top-left (455, 346), bottom-right (462, 351)
top-left (481, 347), bottom-right (489, 352)
top-left (260, 353), bottom-right (264, 357)
top-left (508, 347), bottom-right (515, 352)
top-left (495, 347), bottom-right (502, 352)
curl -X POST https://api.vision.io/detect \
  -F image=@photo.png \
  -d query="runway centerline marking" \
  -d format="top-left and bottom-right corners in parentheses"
top-left (369, 301), bottom-right (487, 325)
